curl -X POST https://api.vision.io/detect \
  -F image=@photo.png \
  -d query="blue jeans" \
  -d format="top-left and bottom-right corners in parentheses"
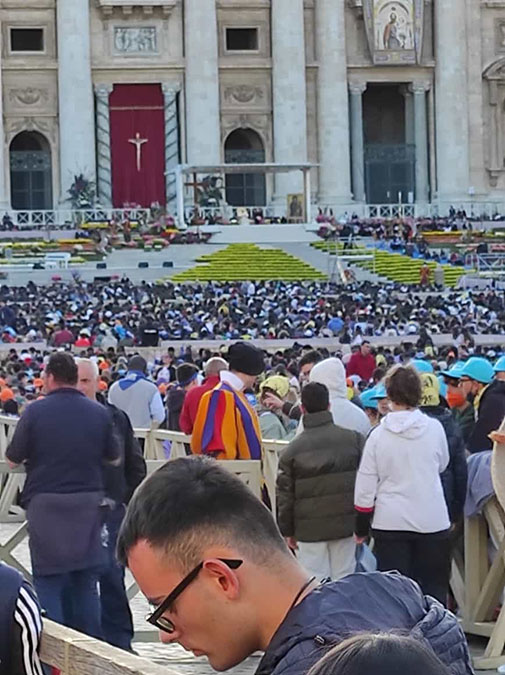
top-left (100, 504), bottom-right (134, 650)
top-left (34, 568), bottom-right (102, 639)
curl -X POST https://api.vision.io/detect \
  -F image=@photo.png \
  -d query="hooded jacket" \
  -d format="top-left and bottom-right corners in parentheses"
top-left (256, 572), bottom-right (473, 675)
top-left (422, 405), bottom-right (468, 522)
top-left (354, 409), bottom-right (451, 533)
top-left (308, 359), bottom-right (370, 436)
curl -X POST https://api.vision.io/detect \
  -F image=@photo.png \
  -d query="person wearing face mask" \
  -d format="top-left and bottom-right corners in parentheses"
top-left (494, 355), bottom-right (505, 382)
top-left (420, 373), bottom-right (467, 526)
top-left (458, 357), bottom-right (505, 454)
top-left (441, 362), bottom-right (475, 446)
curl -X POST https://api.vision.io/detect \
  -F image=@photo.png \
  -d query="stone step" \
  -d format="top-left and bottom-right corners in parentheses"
top-left (203, 224), bottom-right (319, 245)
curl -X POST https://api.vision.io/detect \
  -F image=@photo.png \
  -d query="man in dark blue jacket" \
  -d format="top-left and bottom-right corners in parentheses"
top-left (6, 352), bottom-right (120, 640)
top-left (117, 456), bottom-right (474, 675)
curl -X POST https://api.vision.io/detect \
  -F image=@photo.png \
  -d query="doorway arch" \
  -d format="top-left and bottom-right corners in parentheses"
top-left (10, 131), bottom-right (53, 210)
top-left (224, 128), bottom-right (266, 206)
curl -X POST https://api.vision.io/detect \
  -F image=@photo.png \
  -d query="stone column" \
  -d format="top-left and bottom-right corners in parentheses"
top-left (349, 83), bottom-right (367, 203)
top-left (0, 39), bottom-right (9, 210)
top-left (272, 0), bottom-right (307, 202)
top-left (435, 0), bottom-right (469, 202)
top-left (411, 82), bottom-right (430, 204)
top-left (95, 85), bottom-right (113, 207)
top-left (316, 0), bottom-right (352, 206)
top-left (402, 87), bottom-right (414, 145)
top-left (57, 0), bottom-right (96, 205)
top-left (184, 0), bottom-right (220, 165)
top-left (162, 84), bottom-right (180, 210)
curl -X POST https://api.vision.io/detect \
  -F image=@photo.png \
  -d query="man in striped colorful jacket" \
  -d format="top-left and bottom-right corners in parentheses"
top-left (191, 342), bottom-right (265, 461)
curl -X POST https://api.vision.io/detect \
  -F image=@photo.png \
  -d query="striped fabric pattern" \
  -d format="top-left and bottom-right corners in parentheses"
top-left (13, 583), bottom-right (43, 675)
top-left (191, 382), bottom-right (263, 460)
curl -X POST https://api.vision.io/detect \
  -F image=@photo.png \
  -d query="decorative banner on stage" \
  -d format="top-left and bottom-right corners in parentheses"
top-left (363, 0), bottom-right (424, 65)
top-left (109, 84), bottom-right (166, 208)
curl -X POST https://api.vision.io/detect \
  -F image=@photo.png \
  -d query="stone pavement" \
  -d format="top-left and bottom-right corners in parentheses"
top-left (0, 522), bottom-right (498, 673)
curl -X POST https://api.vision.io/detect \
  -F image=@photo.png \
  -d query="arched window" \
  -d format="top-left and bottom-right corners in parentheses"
top-left (224, 128), bottom-right (266, 206)
top-left (10, 131), bottom-right (53, 210)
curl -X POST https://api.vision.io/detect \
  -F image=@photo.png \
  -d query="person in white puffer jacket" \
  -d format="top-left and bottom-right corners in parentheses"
top-left (307, 358), bottom-right (371, 437)
top-left (354, 365), bottom-right (451, 606)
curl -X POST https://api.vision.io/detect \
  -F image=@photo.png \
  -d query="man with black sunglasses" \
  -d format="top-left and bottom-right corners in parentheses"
top-left (117, 457), bottom-right (473, 675)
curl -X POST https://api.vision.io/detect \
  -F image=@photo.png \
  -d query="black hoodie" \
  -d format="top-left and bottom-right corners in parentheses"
top-left (468, 380), bottom-right (505, 453)
top-left (422, 405), bottom-right (467, 522)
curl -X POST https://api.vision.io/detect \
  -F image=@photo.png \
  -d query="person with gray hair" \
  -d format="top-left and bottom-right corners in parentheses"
top-left (108, 355), bottom-right (165, 431)
top-left (179, 357), bottom-right (228, 435)
top-left (77, 358), bottom-right (146, 650)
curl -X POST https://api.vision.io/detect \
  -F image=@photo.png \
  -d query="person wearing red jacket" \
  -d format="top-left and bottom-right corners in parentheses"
top-left (346, 341), bottom-right (376, 383)
top-left (179, 357), bottom-right (228, 434)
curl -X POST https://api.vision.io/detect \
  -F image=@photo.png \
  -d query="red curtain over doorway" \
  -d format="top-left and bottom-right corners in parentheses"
top-left (109, 84), bottom-right (166, 207)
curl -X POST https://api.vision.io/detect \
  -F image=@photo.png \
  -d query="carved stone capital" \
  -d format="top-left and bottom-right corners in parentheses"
top-left (410, 81), bottom-right (431, 95)
top-left (161, 83), bottom-right (181, 98)
top-left (348, 81), bottom-right (367, 96)
top-left (94, 84), bottom-right (113, 98)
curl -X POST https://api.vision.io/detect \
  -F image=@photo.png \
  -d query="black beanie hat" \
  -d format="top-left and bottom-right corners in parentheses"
top-left (228, 342), bottom-right (265, 376)
top-left (177, 363), bottom-right (199, 387)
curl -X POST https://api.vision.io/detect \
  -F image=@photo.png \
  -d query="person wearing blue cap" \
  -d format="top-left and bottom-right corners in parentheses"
top-left (410, 359), bottom-right (434, 374)
top-left (494, 356), bottom-right (505, 382)
top-left (359, 389), bottom-right (380, 428)
top-left (459, 357), bottom-right (505, 453)
top-left (441, 362), bottom-right (475, 445)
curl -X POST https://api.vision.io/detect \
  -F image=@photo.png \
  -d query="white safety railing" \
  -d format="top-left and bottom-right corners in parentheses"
top-left (365, 204), bottom-right (416, 219)
top-left (4, 208), bottom-right (150, 229)
top-left (0, 417), bottom-right (287, 568)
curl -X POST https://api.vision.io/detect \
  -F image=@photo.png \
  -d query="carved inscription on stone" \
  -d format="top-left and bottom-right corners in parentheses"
top-left (113, 27), bottom-right (157, 53)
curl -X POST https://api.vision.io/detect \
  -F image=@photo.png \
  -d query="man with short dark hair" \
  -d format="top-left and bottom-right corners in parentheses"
top-left (346, 341), bottom-right (376, 382)
top-left (277, 382), bottom-right (364, 580)
top-left (0, 562), bottom-right (43, 675)
top-left (108, 355), bottom-right (165, 430)
top-left (6, 352), bottom-right (120, 639)
top-left (117, 457), bottom-right (473, 675)
top-left (167, 363), bottom-right (199, 432)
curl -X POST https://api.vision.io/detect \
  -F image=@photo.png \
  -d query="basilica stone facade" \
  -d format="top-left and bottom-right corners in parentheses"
top-left (1, 0), bottom-right (505, 214)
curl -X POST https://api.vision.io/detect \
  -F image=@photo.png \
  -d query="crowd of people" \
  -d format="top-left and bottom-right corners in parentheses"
top-left (2, 330), bottom-right (505, 673)
top-left (0, 279), bottom-right (505, 345)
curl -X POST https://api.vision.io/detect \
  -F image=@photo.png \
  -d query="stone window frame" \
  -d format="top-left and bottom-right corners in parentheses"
top-left (496, 19), bottom-right (505, 54)
top-left (7, 26), bottom-right (47, 56)
top-left (222, 25), bottom-right (264, 56)
top-left (224, 26), bottom-right (260, 53)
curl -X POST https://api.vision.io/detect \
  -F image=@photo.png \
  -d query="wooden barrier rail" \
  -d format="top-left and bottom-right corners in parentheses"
top-left (41, 619), bottom-right (176, 675)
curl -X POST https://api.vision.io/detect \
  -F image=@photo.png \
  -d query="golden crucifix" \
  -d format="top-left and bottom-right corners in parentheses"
top-left (128, 132), bottom-right (148, 172)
